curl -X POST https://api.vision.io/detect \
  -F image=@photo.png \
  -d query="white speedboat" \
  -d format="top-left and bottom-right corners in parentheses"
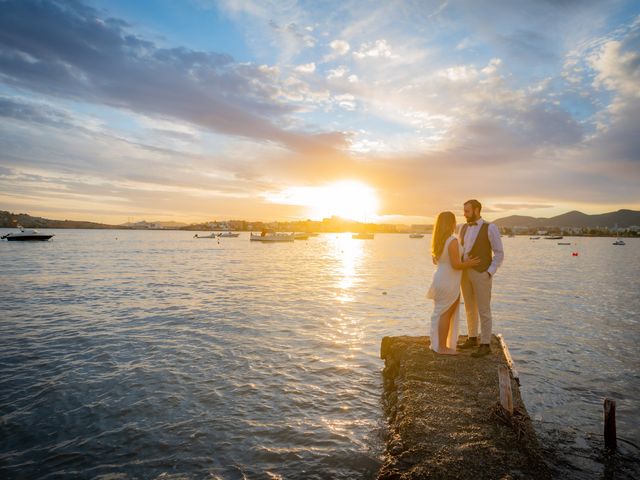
top-left (352, 233), bottom-right (374, 239)
top-left (529, 236), bottom-right (540, 240)
top-left (613, 239), bottom-right (626, 245)
top-left (218, 232), bottom-right (240, 238)
top-left (1, 226), bottom-right (54, 241)
top-left (409, 233), bottom-right (424, 239)
top-left (544, 235), bottom-right (563, 240)
top-left (250, 232), bottom-right (295, 242)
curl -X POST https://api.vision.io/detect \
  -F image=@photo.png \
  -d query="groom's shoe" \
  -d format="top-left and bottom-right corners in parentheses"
top-left (458, 337), bottom-right (479, 350)
top-left (471, 344), bottom-right (492, 358)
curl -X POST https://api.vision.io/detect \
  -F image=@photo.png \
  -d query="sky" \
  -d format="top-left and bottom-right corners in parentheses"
top-left (0, 0), bottom-right (639, 225)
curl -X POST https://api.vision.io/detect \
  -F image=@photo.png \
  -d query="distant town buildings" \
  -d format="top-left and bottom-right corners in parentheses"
top-left (499, 225), bottom-right (639, 237)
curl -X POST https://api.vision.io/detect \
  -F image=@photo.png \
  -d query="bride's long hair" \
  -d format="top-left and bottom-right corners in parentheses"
top-left (431, 211), bottom-right (457, 262)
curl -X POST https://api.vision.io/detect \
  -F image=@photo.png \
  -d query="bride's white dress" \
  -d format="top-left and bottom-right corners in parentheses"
top-left (426, 235), bottom-right (461, 353)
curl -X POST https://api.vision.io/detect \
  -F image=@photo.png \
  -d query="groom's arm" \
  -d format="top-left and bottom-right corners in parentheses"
top-left (487, 224), bottom-right (504, 276)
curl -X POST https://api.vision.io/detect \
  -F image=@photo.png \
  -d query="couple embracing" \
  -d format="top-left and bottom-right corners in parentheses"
top-left (426, 199), bottom-right (504, 357)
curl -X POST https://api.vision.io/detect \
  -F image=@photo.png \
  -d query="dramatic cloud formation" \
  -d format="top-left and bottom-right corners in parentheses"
top-left (0, 0), bottom-right (638, 224)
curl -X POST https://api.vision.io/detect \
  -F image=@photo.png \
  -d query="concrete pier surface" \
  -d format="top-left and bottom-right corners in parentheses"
top-left (377, 335), bottom-right (550, 480)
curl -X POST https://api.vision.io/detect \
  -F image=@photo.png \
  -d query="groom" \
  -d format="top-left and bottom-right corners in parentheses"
top-left (458, 199), bottom-right (504, 357)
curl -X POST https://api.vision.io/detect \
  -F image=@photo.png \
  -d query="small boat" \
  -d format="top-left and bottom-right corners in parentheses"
top-left (217, 232), bottom-right (240, 238)
top-left (409, 233), bottom-right (424, 239)
top-left (557, 242), bottom-right (571, 245)
top-left (613, 239), bottom-right (626, 245)
top-left (544, 235), bottom-right (563, 240)
top-left (529, 236), bottom-right (540, 240)
top-left (352, 233), bottom-right (374, 239)
top-left (294, 233), bottom-right (309, 240)
top-left (250, 231), bottom-right (295, 242)
top-left (1, 226), bottom-right (54, 241)
top-left (194, 233), bottom-right (217, 238)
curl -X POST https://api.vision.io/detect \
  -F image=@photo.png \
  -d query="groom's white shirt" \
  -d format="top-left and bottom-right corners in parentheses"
top-left (459, 218), bottom-right (504, 276)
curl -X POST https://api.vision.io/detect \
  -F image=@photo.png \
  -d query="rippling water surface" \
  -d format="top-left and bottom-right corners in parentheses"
top-left (1, 230), bottom-right (638, 479)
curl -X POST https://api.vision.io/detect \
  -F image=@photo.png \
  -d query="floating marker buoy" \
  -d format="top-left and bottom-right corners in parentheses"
top-left (572, 252), bottom-right (579, 256)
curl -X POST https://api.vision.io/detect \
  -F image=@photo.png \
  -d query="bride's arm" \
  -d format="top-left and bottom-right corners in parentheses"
top-left (448, 238), bottom-right (480, 270)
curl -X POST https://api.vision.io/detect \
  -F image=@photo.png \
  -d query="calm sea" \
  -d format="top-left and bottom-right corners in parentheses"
top-left (1, 230), bottom-right (638, 479)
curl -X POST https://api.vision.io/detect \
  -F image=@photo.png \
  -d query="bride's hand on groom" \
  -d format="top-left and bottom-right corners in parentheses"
top-left (464, 256), bottom-right (481, 268)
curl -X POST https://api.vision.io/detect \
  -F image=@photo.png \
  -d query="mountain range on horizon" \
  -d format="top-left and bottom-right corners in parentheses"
top-left (493, 209), bottom-right (640, 229)
top-left (1, 209), bottom-right (639, 230)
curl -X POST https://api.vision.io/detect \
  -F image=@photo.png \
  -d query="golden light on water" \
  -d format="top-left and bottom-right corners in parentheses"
top-left (334, 232), bottom-right (364, 300)
top-left (267, 180), bottom-right (380, 222)
top-left (324, 233), bottom-right (366, 355)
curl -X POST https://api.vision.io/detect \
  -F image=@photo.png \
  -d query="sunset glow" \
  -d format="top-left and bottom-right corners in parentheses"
top-left (267, 181), bottom-right (380, 222)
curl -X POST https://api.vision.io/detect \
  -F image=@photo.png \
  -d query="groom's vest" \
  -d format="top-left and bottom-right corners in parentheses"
top-left (460, 222), bottom-right (492, 273)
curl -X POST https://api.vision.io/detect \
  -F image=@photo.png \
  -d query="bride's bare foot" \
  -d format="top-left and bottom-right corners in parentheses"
top-left (436, 347), bottom-right (458, 355)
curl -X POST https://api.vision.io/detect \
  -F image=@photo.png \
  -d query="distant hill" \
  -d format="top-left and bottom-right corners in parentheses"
top-left (494, 209), bottom-right (640, 228)
top-left (0, 210), bottom-right (121, 229)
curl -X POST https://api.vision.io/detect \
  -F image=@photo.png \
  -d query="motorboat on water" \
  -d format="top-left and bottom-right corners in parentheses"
top-left (544, 235), bottom-right (563, 240)
top-left (558, 242), bottom-right (571, 245)
top-left (250, 231), bottom-right (295, 242)
top-left (352, 233), bottom-right (374, 239)
top-left (409, 233), bottom-right (424, 238)
top-left (1, 226), bottom-right (54, 241)
top-left (529, 236), bottom-right (540, 240)
top-left (613, 239), bottom-right (626, 245)
top-left (217, 232), bottom-right (240, 238)
top-left (194, 233), bottom-right (218, 238)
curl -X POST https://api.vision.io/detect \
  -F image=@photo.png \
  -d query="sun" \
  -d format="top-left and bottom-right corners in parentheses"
top-left (268, 180), bottom-right (380, 222)
top-left (309, 180), bottom-right (380, 221)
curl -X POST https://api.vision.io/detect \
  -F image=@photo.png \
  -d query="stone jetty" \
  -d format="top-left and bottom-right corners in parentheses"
top-left (377, 335), bottom-right (550, 479)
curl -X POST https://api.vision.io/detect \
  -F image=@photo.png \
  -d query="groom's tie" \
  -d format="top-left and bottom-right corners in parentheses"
top-left (467, 221), bottom-right (478, 226)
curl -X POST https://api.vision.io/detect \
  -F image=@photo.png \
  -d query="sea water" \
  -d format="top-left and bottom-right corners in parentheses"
top-left (1, 230), bottom-right (638, 478)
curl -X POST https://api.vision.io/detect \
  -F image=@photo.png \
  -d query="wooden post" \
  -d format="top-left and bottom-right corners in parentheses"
top-left (604, 398), bottom-right (617, 451)
top-left (497, 334), bottom-right (520, 385)
top-left (498, 366), bottom-right (513, 415)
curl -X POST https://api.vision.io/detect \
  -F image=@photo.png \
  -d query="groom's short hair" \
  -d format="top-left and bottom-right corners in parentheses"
top-left (464, 199), bottom-right (482, 211)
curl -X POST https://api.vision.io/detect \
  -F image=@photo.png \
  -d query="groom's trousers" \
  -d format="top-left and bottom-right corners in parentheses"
top-left (461, 269), bottom-right (493, 344)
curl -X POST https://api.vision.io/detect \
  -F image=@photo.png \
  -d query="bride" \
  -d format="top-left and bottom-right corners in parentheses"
top-left (427, 211), bottom-right (480, 354)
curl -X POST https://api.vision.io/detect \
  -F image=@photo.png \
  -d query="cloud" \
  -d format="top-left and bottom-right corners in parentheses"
top-left (295, 62), bottom-right (316, 73)
top-left (330, 39), bottom-right (350, 55)
top-left (327, 66), bottom-right (348, 79)
top-left (496, 29), bottom-right (557, 63)
top-left (0, 0), bottom-right (341, 154)
top-left (585, 27), bottom-right (640, 165)
top-left (353, 39), bottom-right (394, 59)
top-left (334, 94), bottom-right (356, 111)
top-left (269, 20), bottom-right (317, 48)
top-left (493, 203), bottom-right (555, 211)
top-left (0, 96), bottom-right (74, 127)
top-left (591, 39), bottom-right (640, 97)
